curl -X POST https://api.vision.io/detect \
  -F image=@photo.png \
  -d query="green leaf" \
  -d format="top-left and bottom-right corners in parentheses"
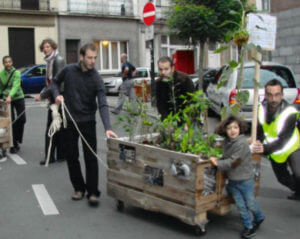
top-left (221, 106), bottom-right (227, 120)
top-left (214, 45), bottom-right (229, 54)
top-left (229, 60), bottom-right (238, 69)
top-left (236, 90), bottom-right (250, 105)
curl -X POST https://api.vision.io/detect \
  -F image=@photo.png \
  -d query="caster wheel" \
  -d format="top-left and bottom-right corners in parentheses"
top-left (116, 200), bottom-right (124, 212)
top-left (194, 225), bottom-right (206, 236)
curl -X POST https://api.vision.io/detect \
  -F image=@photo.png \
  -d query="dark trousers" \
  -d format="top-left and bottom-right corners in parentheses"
top-left (11, 98), bottom-right (26, 147)
top-left (270, 149), bottom-right (300, 194)
top-left (64, 120), bottom-right (100, 197)
top-left (45, 108), bottom-right (66, 160)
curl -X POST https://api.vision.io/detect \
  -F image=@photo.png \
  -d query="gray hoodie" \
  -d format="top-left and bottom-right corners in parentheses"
top-left (218, 134), bottom-right (253, 181)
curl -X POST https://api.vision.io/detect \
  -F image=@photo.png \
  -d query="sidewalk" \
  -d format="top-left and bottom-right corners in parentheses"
top-left (106, 95), bottom-right (158, 118)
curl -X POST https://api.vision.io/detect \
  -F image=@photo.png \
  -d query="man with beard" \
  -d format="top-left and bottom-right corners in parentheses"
top-left (51, 43), bottom-right (117, 206)
top-left (252, 79), bottom-right (300, 200)
top-left (155, 56), bottom-right (194, 120)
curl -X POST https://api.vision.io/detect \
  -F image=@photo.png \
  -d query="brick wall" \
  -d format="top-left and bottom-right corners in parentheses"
top-left (271, 0), bottom-right (300, 12)
top-left (271, 6), bottom-right (300, 83)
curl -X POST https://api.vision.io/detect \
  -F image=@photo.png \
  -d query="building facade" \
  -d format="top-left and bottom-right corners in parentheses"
top-left (0, 0), bottom-right (58, 68)
top-left (57, 0), bottom-right (142, 76)
top-left (271, 0), bottom-right (300, 82)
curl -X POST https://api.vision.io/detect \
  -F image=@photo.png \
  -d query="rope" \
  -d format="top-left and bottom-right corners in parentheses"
top-left (59, 101), bottom-right (108, 170)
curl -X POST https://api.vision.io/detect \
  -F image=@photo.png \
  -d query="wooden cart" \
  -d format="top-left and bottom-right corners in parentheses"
top-left (0, 101), bottom-right (12, 151)
top-left (106, 136), bottom-right (261, 235)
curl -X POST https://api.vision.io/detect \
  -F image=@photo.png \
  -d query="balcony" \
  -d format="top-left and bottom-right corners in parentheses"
top-left (0, 0), bottom-right (50, 11)
top-left (68, 0), bottom-right (134, 17)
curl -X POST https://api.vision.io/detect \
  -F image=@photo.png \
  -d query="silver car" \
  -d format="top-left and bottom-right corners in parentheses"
top-left (206, 62), bottom-right (300, 121)
top-left (103, 67), bottom-right (155, 95)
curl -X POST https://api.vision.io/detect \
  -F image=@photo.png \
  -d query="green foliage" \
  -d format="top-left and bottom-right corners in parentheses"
top-left (155, 90), bottom-right (222, 158)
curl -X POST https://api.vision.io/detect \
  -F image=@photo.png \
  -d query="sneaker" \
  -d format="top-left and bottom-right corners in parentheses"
top-left (287, 193), bottom-right (300, 201)
top-left (253, 218), bottom-right (264, 231)
top-left (71, 191), bottom-right (84, 201)
top-left (241, 227), bottom-right (256, 239)
top-left (88, 195), bottom-right (99, 207)
top-left (0, 154), bottom-right (7, 163)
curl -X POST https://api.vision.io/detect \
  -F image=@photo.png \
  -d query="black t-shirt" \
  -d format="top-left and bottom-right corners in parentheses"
top-left (122, 61), bottom-right (136, 80)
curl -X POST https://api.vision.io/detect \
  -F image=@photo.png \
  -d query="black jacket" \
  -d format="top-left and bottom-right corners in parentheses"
top-left (51, 63), bottom-right (111, 130)
top-left (156, 71), bottom-right (195, 120)
top-left (40, 54), bottom-right (66, 102)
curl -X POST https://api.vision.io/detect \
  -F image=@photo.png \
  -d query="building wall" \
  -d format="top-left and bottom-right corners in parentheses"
top-left (271, 0), bottom-right (300, 12)
top-left (271, 5), bottom-right (300, 82)
top-left (57, 15), bottom-right (140, 73)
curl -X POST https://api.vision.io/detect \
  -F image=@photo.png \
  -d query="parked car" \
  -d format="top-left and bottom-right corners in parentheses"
top-left (103, 67), bottom-right (157, 95)
top-left (18, 64), bottom-right (46, 94)
top-left (206, 62), bottom-right (300, 121)
top-left (191, 67), bottom-right (222, 92)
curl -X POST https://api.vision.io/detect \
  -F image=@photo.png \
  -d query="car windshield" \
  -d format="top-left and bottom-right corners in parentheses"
top-left (242, 66), bottom-right (296, 89)
top-left (17, 66), bottom-right (31, 74)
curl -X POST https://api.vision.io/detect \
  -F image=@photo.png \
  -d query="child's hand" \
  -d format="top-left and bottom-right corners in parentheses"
top-left (209, 156), bottom-right (218, 166)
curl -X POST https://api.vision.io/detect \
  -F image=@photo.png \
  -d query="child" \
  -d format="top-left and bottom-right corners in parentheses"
top-left (210, 115), bottom-right (264, 239)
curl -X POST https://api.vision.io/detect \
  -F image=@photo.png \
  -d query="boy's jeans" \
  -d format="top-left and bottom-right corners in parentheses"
top-left (227, 179), bottom-right (265, 229)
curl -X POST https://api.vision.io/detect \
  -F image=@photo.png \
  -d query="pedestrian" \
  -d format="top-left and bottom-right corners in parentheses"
top-left (210, 115), bottom-right (265, 239)
top-left (51, 43), bottom-right (117, 206)
top-left (111, 53), bottom-right (137, 114)
top-left (155, 56), bottom-right (194, 120)
top-left (252, 79), bottom-right (300, 200)
top-left (36, 38), bottom-right (66, 165)
top-left (0, 56), bottom-right (26, 154)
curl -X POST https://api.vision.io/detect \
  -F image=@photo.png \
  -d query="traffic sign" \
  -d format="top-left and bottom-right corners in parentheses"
top-left (143, 2), bottom-right (156, 26)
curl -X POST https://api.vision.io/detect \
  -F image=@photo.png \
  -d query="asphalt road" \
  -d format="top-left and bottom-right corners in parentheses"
top-left (0, 97), bottom-right (299, 239)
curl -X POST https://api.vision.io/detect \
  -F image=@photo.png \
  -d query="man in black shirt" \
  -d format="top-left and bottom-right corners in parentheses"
top-left (51, 43), bottom-right (117, 206)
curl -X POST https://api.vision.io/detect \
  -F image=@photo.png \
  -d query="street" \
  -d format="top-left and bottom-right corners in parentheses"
top-left (0, 96), bottom-right (299, 239)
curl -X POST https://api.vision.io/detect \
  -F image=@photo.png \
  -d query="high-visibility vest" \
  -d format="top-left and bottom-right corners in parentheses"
top-left (258, 104), bottom-right (300, 163)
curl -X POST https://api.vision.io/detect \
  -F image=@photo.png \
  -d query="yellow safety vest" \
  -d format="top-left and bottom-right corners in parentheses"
top-left (258, 105), bottom-right (300, 163)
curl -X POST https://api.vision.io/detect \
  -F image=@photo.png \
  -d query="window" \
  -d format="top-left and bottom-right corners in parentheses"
top-left (99, 40), bottom-right (128, 72)
top-left (21, 0), bottom-right (39, 10)
top-left (28, 66), bottom-right (46, 77)
top-left (262, 0), bottom-right (270, 12)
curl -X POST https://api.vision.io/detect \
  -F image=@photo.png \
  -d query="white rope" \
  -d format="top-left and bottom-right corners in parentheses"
top-left (61, 101), bottom-right (108, 170)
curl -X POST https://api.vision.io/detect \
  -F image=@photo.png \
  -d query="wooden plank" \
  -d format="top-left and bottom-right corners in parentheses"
top-left (107, 182), bottom-right (203, 226)
top-left (107, 150), bottom-right (197, 192)
top-left (0, 118), bottom-right (10, 128)
top-left (107, 169), bottom-right (195, 207)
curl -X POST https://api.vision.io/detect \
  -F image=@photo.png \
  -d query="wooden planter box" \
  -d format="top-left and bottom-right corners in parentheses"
top-left (134, 84), bottom-right (151, 102)
top-left (107, 136), bottom-right (261, 234)
top-left (0, 101), bottom-right (12, 150)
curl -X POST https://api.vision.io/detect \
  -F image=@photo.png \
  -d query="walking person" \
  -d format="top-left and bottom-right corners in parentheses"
top-left (155, 56), bottom-right (194, 120)
top-left (111, 53), bottom-right (136, 114)
top-left (210, 115), bottom-right (265, 239)
top-left (252, 79), bottom-right (300, 200)
top-left (51, 43), bottom-right (117, 206)
top-left (36, 38), bottom-right (66, 165)
top-left (0, 56), bottom-right (26, 154)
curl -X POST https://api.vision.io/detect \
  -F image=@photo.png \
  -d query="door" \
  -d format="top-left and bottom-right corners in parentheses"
top-left (9, 28), bottom-right (35, 68)
top-left (66, 39), bottom-right (80, 64)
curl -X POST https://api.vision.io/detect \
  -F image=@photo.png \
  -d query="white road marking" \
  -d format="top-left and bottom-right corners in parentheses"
top-left (32, 184), bottom-right (59, 216)
top-left (8, 153), bottom-right (27, 165)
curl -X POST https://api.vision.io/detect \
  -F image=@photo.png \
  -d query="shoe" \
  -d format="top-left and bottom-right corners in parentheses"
top-left (253, 218), bottom-right (264, 231)
top-left (287, 193), bottom-right (300, 201)
top-left (88, 195), bottom-right (99, 207)
top-left (71, 191), bottom-right (84, 201)
top-left (241, 227), bottom-right (256, 239)
top-left (10, 145), bottom-right (20, 154)
top-left (40, 158), bottom-right (55, 165)
top-left (0, 155), bottom-right (7, 163)
top-left (111, 110), bottom-right (120, 115)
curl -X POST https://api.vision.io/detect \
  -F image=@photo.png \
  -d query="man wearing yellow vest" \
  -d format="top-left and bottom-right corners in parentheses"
top-left (253, 79), bottom-right (300, 200)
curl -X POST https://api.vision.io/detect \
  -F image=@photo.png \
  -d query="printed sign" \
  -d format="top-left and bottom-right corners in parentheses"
top-left (144, 165), bottom-right (164, 186)
top-left (119, 144), bottom-right (136, 163)
top-left (247, 13), bottom-right (277, 51)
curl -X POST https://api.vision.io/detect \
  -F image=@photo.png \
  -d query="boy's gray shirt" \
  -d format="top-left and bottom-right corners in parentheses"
top-left (218, 134), bottom-right (254, 181)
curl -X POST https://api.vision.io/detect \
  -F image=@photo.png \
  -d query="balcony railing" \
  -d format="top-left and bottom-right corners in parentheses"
top-left (0, 0), bottom-right (50, 11)
top-left (68, 0), bottom-right (134, 17)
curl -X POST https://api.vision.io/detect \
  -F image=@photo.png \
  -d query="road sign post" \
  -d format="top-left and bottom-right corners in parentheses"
top-left (143, 1), bottom-right (156, 106)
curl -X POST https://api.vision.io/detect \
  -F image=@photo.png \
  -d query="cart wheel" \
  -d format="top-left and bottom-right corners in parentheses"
top-left (116, 200), bottom-right (124, 212)
top-left (194, 225), bottom-right (206, 236)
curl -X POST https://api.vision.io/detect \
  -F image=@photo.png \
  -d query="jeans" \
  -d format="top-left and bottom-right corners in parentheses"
top-left (227, 179), bottom-right (265, 229)
top-left (114, 79), bottom-right (136, 112)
